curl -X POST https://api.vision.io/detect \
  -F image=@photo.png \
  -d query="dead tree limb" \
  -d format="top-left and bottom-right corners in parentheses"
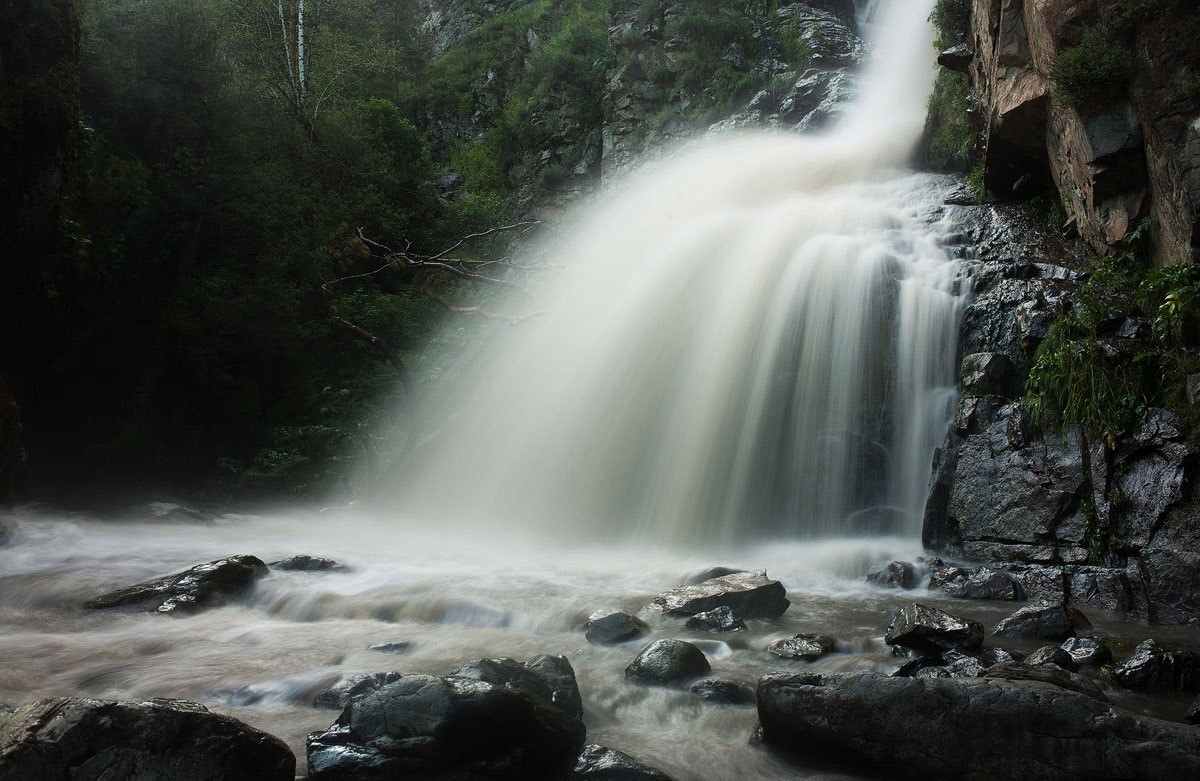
top-left (329, 316), bottom-right (413, 395)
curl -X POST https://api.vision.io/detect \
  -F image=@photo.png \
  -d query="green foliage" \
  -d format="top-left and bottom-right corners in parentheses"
top-left (925, 70), bottom-right (974, 172)
top-left (1052, 24), bottom-right (1133, 108)
top-left (1138, 264), bottom-right (1200, 345)
top-left (968, 162), bottom-right (986, 202)
top-left (930, 0), bottom-right (971, 49)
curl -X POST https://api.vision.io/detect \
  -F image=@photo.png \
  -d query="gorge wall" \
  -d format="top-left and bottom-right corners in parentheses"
top-left (923, 0), bottom-right (1200, 624)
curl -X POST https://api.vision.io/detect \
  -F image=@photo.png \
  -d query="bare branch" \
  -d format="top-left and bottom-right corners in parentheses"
top-left (329, 316), bottom-right (412, 394)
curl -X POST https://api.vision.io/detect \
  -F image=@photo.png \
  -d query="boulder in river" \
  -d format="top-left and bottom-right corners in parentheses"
top-left (1061, 636), bottom-right (1114, 668)
top-left (368, 641), bottom-right (411, 655)
top-left (1024, 644), bottom-right (1076, 670)
top-left (757, 672), bottom-right (1200, 781)
top-left (625, 640), bottom-right (711, 686)
top-left (884, 602), bottom-right (984, 654)
top-left (314, 672), bottom-right (403, 710)
top-left (767, 633), bottom-right (836, 662)
top-left (269, 554), bottom-right (345, 572)
top-left (1113, 640), bottom-right (1200, 694)
top-left (573, 743), bottom-right (675, 780)
top-left (687, 679), bottom-right (755, 706)
top-left (0, 696), bottom-right (294, 780)
top-left (864, 561), bottom-right (916, 589)
top-left (585, 611), bottom-right (649, 645)
top-left (929, 566), bottom-right (1023, 600)
top-left (649, 570), bottom-right (789, 618)
top-left (307, 656), bottom-right (585, 781)
top-left (85, 555), bottom-right (268, 615)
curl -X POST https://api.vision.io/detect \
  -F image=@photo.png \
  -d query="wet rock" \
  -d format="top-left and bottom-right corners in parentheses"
top-left (1188, 696), bottom-right (1200, 726)
top-left (1007, 564), bottom-right (1068, 605)
top-left (1113, 640), bottom-right (1200, 695)
top-left (687, 679), bottom-right (755, 707)
top-left (85, 555), bottom-right (269, 615)
top-left (894, 650), bottom-right (983, 680)
top-left (864, 561), bottom-right (916, 589)
top-left (313, 672), bottom-right (403, 710)
top-left (1024, 645), bottom-right (1076, 670)
top-left (307, 656), bottom-right (585, 781)
top-left (368, 641), bottom-right (411, 655)
top-left (0, 696), bottom-right (294, 780)
top-left (649, 570), bottom-right (789, 619)
top-left (1065, 566), bottom-right (1136, 613)
top-left (937, 44), bottom-right (973, 74)
top-left (683, 566), bottom-right (746, 585)
top-left (960, 352), bottom-right (1021, 398)
top-left (757, 671), bottom-right (1200, 781)
top-left (684, 606), bottom-right (746, 633)
top-left (1140, 548), bottom-right (1200, 626)
top-left (993, 603), bottom-right (1088, 642)
top-left (625, 640), bottom-right (711, 687)
top-left (884, 603), bottom-right (984, 655)
top-left (930, 566), bottom-right (1022, 600)
top-left (983, 661), bottom-right (1108, 703)
top-left (585, 611), bottom-right (649, 645)
top-left (573, 743), bottom-right (674, 780)
top-left (1061, 637), bottom-right (1114, 669)
top-left (269, 555), bottom-right (345, 572)
top-left (767, 633), bottom-right (836, 662)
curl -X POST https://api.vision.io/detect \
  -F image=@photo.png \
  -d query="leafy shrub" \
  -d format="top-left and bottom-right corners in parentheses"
top-left (930, 0), bottom-right (971, 49)
top-left (1052, 25), bottom-right (1133, 107)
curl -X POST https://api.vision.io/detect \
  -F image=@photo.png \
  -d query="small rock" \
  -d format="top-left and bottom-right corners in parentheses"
top-left (269, 555), bottom-right (344, 572)
top-left (1025, 645), bottom-right (1076, 670)
top-left (85, 555), bottom-right (269, 615)
top-left (1060, 637), bottom-right (1113, 668)
top-left (1114, 640), bottom-right (1200, 694)
top-left (684, 606), bottom-right (746, 633)
top-left (1187, 695), bottom-right (1200, 725)
top-left (993, 604), bottom-right (1088, 642)
top-left (585, 611), bottom-right (649, 645)
top-left (885, 603), bottom-right (985, 654)
top-left (767, 633), bottom-right (836, 661)
top-left (313, 672), bottom-right (402, 710)
top-left (573, 743), bottom-right (675, 780)
top-left (687, 678), bottom-right (755, 706)
top-left (894, 650), bottom-right (983, 679)
top-left (625, 640), bottom-right (711, 686)
top-left (368, 641), bottom-right (411, 655)
top-left (649, 570), bottom-right (789, 619)
top-left (865, 561), bottom-right (917, 589)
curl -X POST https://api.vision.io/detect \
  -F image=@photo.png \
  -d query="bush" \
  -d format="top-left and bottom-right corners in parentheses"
top-left (1052, 25), bottom-right (1133, 107)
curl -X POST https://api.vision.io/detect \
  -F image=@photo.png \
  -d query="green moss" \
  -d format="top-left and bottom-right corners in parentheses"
top-left (925, 69), bottom-right (974, 172)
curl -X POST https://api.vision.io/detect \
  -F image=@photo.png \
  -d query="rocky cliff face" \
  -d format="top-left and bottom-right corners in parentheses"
top-left (964, 0), bottom-right (1199, 265)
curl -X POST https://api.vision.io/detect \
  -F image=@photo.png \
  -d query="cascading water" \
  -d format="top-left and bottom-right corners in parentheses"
top-left (389, 0), bottom-right (966, 545)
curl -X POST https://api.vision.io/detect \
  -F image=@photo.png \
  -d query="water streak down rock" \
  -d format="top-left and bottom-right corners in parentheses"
top-left (757, 672), bottom-right (1200, 781)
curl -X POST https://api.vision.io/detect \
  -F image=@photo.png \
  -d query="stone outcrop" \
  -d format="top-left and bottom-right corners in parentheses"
top-left (966, 0), bottom-right (1199, 263)
top-left (0, 696), bottom-right (295, 780)
top-left (85, 555), bottom-right (269, 614)
top-left (757, 672), bottom-right (1200, 781)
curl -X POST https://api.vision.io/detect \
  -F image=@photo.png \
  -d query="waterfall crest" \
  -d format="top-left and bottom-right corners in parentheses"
top-left (385, 0), bottom-right (966, 545)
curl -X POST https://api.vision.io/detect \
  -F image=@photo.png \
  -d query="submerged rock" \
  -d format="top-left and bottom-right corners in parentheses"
top-left (757, 672), bottom-right (1200, 781)
top-left (84, 555), bottom-right (268, 614)
top-left (368, 641), bottom-right (412, 655)
top-left (573, 743), bottom-right (675, 780)
top-left (269, 555), bottom-right (345, 572)
top-left (585, 611), bottom-right (649, 645)
top-left (684, 606), bottom-right (746, 633)
top-left (864, 561), bottom-right (916, 589)
top-left (0, 696), bottom-right (294, 780)
top-left (884, 603), bottom-right (984, 654)
top-left (649, 571), bottom-right (789, 619)
top-left (766, 633), bottom-right (836, 661)
top-left (625, 640), bottom-right (710, 686)
top-left (1113, 640), bottom-right (1200, 695)
top-left (687, 679), bottom-right (755, 706)
top-left (307, 656), bottom-right (585, 781)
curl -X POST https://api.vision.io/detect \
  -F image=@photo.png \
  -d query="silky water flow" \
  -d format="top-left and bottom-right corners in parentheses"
top-left (0, 2), bottom-right (1066, 779)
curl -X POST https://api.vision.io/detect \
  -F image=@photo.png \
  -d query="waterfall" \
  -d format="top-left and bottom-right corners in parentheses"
top-left (385, 0), bottom-right (966, 546)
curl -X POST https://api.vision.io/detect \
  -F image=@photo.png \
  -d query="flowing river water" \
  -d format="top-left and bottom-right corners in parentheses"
top-left (4, 2), bottom-right (1196, 779)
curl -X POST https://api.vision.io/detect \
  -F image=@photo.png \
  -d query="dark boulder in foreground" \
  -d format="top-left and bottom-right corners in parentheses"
top-left (307, 656), bottom-right (585, 781)
top-left (649, 571), bottom-right (789, 618)
top-left (0, 696), bottom-right (294, 780)
top-left (757, 672), bottom-right (1200, 781)
top-left (85, 555), bottom-right (268, 614)
top-left (585, 611), bottom-right (649, 645)
top-left (884, 603), bottom-right (984, 654)
top-left (625, 640), bottom-right (710, 686)
top-left (1113, 640), bottom-right (1200, 694)
top-left (573, 743), bottom-right (675, 780)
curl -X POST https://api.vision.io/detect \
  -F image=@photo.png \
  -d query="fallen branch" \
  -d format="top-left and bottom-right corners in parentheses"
top-left (329, 316), bottom-right (412, 394)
